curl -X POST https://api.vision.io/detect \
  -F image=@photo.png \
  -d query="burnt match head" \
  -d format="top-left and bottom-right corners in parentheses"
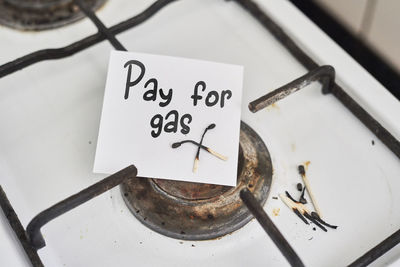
top-left (171, 142), bottom-right (182, 148)
top-left (207, 123), bottom-right (216, 130)
top-left (298, 165), bottom-right (305, 176)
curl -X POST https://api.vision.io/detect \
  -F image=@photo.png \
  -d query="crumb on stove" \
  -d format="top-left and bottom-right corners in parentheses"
top-left (272, 196), bottom-right (278, 200)
top-left (304, 161), bottom-right (311, 169)
top-left (291, 143), bottom-right (296, 152)
top-left (272, 208), bottom-right (280, 216)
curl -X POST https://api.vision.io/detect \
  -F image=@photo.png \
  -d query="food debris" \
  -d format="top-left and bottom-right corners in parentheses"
top-left (291, 143), bottom-right (296, 152)
top-left (272, 196), bottom-right (278, 200)
top-left (272, 208), bottom-right (280, 216)
top-left (304, 161), bottom-right (311, 169)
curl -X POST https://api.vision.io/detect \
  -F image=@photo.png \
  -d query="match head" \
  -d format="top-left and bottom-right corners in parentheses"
top-left (171, 142), bottom-right (182, 148)
top-left (207, 123), bottom-right (216, 130)
top-left (298, 165), bottom-right (305, 175)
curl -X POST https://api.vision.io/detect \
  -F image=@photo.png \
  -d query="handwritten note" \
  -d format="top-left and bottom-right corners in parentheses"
top-left (94, 51), bottom-right (243, 186)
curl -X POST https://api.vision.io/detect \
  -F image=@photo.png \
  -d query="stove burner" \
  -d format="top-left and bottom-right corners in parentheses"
top-left (0, 0), bottom-right (106, 31)
top-left (121, 121), bottom-right (272, 240)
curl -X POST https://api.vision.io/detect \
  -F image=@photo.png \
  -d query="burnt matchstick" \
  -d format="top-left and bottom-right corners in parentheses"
top-left (298, 186), bottom-right (307, 204)
top-left (285, 191), bottom-right (298, 203)
top-left (311, 212), bottom-right (338, 229)
top-left (279, 194), bottom-right (310, 225)
top-left (303, 212), bottom-right (327, 232)
top-left (280, 194), bottom-right (336, 232)
top-left (172, 140), bottom-right (227, 161)
top-left (280, 194), bottom-right (323, 230)
top-left (298, 164), bottom-right (322, 217)
top-left (193, 123), bottom-right (216, 173)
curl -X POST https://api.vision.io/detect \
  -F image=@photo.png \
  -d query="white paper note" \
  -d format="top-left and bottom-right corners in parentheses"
top-left (94, 51), bottom-right (243, 186)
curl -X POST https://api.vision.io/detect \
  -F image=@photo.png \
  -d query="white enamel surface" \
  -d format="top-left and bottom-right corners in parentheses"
top-left (0, 0), bottom-right (399, 266)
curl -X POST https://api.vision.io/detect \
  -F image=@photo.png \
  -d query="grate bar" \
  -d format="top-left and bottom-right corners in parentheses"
top-left (348, 228), bottom-right (400, 267)
top-left (0, 0), bottom-right (175, 78)
top-left (0, 186), bottom-right (44, 267)
top-left (73, 0), bottom-right (127, 51)
top-left (235, 0), bottom-right (400, 160)
top-left (248, 65), bottom-right (335, 112)
top-left (26, 165), bottom-right (137, 250)
top-left (236, 0), bottom-right (400, 265)
top-left (240, 189), bottom-right (305, 267)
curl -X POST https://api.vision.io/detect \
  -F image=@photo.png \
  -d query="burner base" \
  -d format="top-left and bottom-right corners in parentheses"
top-left (121, 121), bottom-right (273, 240)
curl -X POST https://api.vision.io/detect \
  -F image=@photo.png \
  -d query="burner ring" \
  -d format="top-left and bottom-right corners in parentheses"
top-left (0, 0), bottom-right (106, 31)
top-left (121, 121), bottom-right (272, 240)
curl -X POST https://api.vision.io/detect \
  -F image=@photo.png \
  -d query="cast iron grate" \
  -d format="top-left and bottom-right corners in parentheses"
top-left (0, 0), bottom-right (399, 266)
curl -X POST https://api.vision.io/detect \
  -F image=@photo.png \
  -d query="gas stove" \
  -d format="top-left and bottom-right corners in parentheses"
top-left (1, 0), bottom-right (400, 266)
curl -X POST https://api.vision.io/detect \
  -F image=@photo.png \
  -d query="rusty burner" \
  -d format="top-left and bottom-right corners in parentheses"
top-left (121, 121), bottom-right (273, 240)
top-left (0, 0), bottom-right (106, 30)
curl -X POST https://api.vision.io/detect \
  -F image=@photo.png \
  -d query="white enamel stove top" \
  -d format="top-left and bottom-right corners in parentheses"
top-left (1, 0), bottom-right (400, 266)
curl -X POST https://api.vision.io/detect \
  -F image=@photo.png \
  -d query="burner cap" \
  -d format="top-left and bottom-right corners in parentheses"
top-left (0, 0), bottom-right (106, 31)
top-left (121, 121), bottom-right (273, 240)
